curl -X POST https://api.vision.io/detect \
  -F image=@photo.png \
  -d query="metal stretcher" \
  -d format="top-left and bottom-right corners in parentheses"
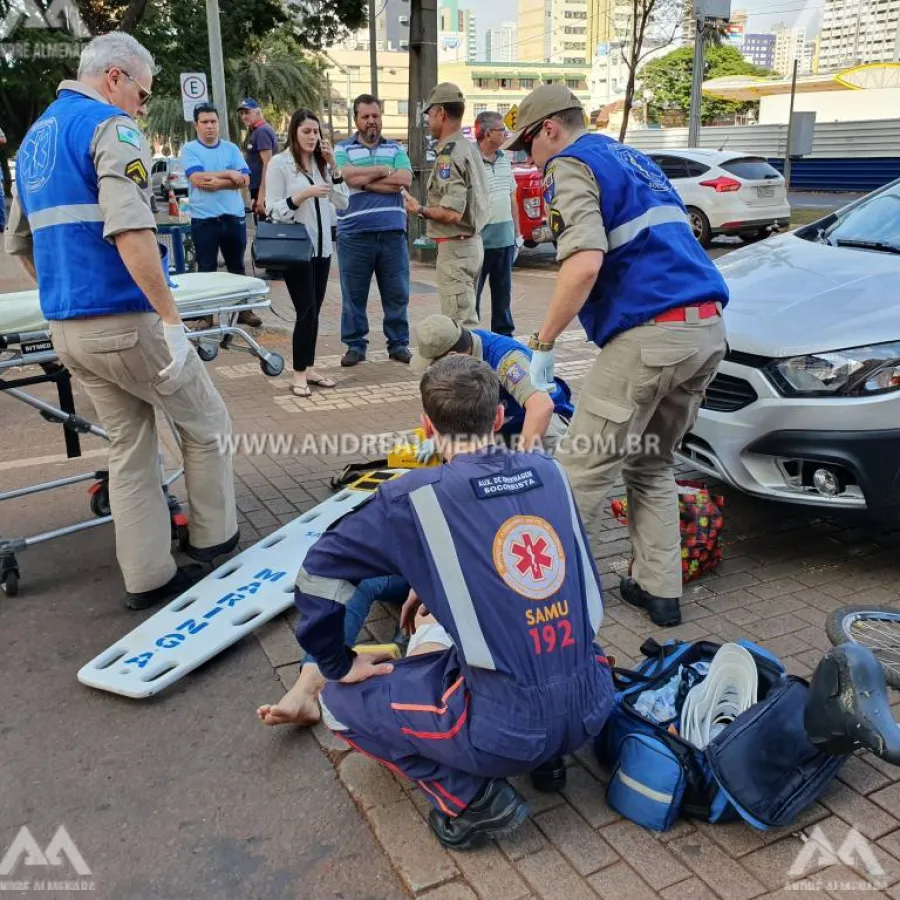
top-left (0, 272), bottom-right (285, 597)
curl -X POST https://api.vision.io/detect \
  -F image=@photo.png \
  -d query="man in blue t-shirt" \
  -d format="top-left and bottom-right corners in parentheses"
top-left (180, 103), bottom-right (260, 326)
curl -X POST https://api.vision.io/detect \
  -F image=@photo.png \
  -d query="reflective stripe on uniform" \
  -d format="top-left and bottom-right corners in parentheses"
top-left (553, 460), bottom-right (604, 634)
top-left (408, 484), bottom-right (497, 671)
top-left (318, 695), bottom-right (349, 731)
top-left (294, 566), bottom-right (356, 605)
top-left (28, 203), bottom-right (105, 232)
top-left (607, 206), bottom-right (690, 252)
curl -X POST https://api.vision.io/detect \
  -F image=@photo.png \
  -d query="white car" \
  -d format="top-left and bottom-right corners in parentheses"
top-left (645, 149), bottom-right (791, 247)
top-left (676, 179), bottom-right (900, 522)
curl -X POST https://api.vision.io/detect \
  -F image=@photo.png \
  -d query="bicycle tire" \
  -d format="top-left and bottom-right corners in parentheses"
top-left (826, 605), bottom-right (900, 690)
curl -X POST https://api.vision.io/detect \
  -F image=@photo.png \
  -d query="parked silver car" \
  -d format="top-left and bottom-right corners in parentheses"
top-left (150, 156), bottom-right (189, 200)
top-left (677, 179), bottom-right (900, 521)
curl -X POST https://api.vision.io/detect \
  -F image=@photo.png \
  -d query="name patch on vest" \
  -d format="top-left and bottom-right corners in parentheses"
top-left (125, 158), bottom-right (148, 189)
top-left (117, 124), bottom-right (142, 150)
top-left (471, 468), bottom-right (543, 500)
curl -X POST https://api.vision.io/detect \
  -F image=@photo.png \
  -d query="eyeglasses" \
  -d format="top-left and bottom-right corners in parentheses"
top-left (521, 121), bottom-right (545, 153)
top-left (108, 68), bottom-right (152, 104)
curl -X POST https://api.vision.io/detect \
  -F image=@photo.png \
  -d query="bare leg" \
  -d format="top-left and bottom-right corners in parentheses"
top-left (257, 662), bottom-right (324, 727)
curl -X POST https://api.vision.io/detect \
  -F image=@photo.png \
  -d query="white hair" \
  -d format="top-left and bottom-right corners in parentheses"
top-left (77, 32), bottom-right (157, 80)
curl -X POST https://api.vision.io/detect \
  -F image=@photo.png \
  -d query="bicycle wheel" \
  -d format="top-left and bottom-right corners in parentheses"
top-left (826, 605), bottom-right (900, 690)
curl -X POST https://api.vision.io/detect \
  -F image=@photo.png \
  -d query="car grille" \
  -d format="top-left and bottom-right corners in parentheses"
top-left (702, 373), bottom-right (758, 412)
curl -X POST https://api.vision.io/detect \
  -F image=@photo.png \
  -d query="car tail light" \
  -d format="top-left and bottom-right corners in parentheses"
top-left (699, 176), bottom-right (741, 193)
top-left (524, 197), bottom-right (542, 218)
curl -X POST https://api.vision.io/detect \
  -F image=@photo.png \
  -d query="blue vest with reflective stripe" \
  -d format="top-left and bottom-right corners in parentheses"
top-left (16, 90), bottom-right (153, 320)
top-left (550, 134), bottom-right (729, 348)
top-left (476, 330), bottom-right (575, 430)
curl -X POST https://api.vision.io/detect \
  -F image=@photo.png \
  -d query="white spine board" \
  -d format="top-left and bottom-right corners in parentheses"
top-left (77, 471), bottom-right (407, 699)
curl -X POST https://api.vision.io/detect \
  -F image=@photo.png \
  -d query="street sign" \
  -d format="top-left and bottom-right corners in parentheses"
top-left (180, 72), bottom-right (209, 122)
top-left (504, 105), bottom-right (518, 131)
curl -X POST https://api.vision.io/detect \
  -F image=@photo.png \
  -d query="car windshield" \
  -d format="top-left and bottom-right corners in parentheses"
top-left (809, 181), bottom-right (900, 251)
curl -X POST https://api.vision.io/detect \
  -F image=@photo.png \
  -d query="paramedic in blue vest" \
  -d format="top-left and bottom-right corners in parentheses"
top-left (410, 313), bottom-right (573, 455)
top-left (4, 33), bottom-right (239, 610)
top-left (501, 85), bottom-right (729, 630)
top-left (293, 354), bottom-right (614, 850)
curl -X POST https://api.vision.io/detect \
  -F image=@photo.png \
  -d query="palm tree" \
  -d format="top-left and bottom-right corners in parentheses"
top-left (146, 46), bottom-right (321, 147)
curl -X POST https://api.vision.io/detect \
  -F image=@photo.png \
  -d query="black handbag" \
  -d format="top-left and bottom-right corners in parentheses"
top-left (251, 219), bottom-right (313, 269)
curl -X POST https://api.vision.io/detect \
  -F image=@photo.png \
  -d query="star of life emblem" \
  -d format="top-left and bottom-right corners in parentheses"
top-left (493, 515), bottom-right (566, 600)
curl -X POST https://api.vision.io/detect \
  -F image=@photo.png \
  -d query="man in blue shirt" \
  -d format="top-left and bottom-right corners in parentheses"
top-left (334, 95), bottom-right (413, 367)
top-left (180, 103), bottom-right (260, 326)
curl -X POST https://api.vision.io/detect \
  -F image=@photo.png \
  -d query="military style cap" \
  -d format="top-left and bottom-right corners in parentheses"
top-left (411, 315), bottom-right (464, 374)
top-left (501, 84), bottom-right (584, 152)
top-left (425, 82), bottom-right (466, 111)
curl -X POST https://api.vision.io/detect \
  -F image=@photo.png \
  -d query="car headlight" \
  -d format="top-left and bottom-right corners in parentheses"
top-left (767, 341), bottom-right (900, 397)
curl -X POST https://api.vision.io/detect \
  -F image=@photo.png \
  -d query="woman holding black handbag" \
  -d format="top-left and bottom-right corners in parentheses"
top-left (265, 109), bottom-right (349, 397)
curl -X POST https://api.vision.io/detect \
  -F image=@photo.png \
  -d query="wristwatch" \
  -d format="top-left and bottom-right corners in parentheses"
top-left (528, 333), bottom-right (555, 352)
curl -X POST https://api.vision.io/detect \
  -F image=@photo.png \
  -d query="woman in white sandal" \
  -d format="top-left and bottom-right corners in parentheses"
top-left (265, 109), bottom-right (349, 396)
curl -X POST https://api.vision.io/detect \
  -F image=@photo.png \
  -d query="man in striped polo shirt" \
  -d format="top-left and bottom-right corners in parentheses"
top-left (334, 95), bottom-right (413, 367)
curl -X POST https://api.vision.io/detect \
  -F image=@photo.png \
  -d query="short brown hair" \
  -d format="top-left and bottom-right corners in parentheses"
top-left (420, 355), bottom-right (499, 438)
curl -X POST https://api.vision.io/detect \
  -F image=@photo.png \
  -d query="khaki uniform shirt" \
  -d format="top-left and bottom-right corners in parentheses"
top-left (471, 332), bottom-right (541, 409)
top-left (425, 129), bottom-right (489, 239)
top-left (5, 80), bottom-right (156, 261)
top-left (542, 130), bottom-right (609, 263)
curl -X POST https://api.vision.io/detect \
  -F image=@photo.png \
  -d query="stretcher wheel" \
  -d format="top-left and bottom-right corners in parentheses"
top-left (260, 353), bottom-right (284, 378)
top-left (1, 570), bottom-right (18, 598)
top-left (197, 343), bottom-right (218, 363)
top-left (89, 484), bottom-right (111, 517)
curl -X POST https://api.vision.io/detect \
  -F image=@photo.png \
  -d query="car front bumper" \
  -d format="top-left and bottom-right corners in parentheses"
top-left (676, 358), bottom-right (900, 519)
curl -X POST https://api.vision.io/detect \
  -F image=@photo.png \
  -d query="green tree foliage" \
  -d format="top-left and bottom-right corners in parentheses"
top-left (640, 44), bottom-right (772, 123)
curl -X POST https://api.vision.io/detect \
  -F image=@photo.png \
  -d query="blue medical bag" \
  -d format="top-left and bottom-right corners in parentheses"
top-left (596, 638), bottom-right (846, 833)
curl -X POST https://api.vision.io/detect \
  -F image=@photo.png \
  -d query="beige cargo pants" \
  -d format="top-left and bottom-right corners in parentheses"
top-left (556, 311), bottom-right (727, 599)
top-left (51, 313), bottom-right (237, 594)
top-left (436, 236), bottom-right (483, 328)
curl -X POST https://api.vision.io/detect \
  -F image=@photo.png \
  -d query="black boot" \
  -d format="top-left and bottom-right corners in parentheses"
top-left (428, 779), bottom-right (529, 851)
top-left (185, 530), bottom-right (240, 565)
top-left (620, 577), bottom-right (681, 627)
top-left (124, 564), bottom-right (206, 611)
top-left (530, 757), bottom-right (566, 793)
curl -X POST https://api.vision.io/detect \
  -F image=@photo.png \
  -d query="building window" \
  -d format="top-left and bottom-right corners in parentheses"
top-left (399, 39), bottom-right (409, 49)
top-left (397, 100), bottom-right (409, 115)
top-left (348, 66), bottom-right (361, 79)
top-left (500, 78), bottom-right (510, 87)
top-left (498, 103), bottom-right (511, 115)
top-left (474, 103), bottom-right (488, 115)
top-left (521, 78), bottom-right (534, 88)
top-left (566, 78), bottom-right (581, 88)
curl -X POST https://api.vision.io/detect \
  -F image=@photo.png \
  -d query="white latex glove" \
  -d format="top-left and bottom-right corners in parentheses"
top-left (529, 350), bottom-right (555, 391)
top-left (416, 437), bottom-right (437, 463)
top-left (160, 322), bottom-right (192, 380)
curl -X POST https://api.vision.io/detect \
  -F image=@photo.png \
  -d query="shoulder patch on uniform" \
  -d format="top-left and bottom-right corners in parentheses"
top-left (499, 351), bottom-right (530, 385)
top-left (124, 158), bottom-right (149, 189)
top-left (548, 206), bottom-right (566, 239)
top-left (116, 124), bottom-right (142, 150)
top-left (438, 160), bottom-right (451, 179)
top-left (543, 166), bottom-right (556, 204)
top-left (471, 469), bottom-right (544, 501)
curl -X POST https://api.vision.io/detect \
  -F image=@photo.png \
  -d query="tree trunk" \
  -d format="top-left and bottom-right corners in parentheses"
top-left (119, 0), bottom-right (150, 33)
top-left (618, 70), bottom-right (636, 142)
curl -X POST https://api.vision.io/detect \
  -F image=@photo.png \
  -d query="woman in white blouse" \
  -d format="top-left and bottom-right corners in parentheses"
top-left (265, 109), bottom-right (349, 396)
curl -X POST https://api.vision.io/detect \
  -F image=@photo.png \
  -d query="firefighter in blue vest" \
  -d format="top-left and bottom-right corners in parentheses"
top-left (501, 85), bottom-right (729, 630)
top-left (411, 313), bottom-right (574, 456)
top-left (5, 33), bottom-right (238, 610)
top-left (293, 354), bottom-right (614, 850)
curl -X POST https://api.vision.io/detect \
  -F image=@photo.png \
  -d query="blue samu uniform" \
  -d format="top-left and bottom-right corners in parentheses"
top-left (294, 447), bottom-right (615, 814)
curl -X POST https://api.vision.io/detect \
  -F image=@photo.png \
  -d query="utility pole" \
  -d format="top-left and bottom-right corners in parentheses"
top-left (325, 72), bottom-right (335, 141)
top-left (407, 0), bottom-right (438, 252)
top-left (206, 0), bottom-right (229, 140)
top-left (369, 0), bottom-right (379, 97)
top-left (688, 13), bottom-right (705, 147)
top-left (783, 57), bottom-right (798, 191)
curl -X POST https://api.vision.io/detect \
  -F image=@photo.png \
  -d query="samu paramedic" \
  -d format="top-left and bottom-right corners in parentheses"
top-left (5, 33), bottom-right (239, 611)
top-left (502, 85), bottom-right (729, 631)
top-left (292, 354), bottom-right (614, 851)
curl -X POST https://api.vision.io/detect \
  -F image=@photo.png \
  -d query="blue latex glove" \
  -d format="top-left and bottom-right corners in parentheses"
top-left (529, 350), bottom-right (555, 391)
top-left (416, 438), bottom-right (437, 463)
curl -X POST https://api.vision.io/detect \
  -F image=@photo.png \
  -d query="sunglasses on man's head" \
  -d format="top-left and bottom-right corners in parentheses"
top-left (521, 121), bottom-right (545, 152)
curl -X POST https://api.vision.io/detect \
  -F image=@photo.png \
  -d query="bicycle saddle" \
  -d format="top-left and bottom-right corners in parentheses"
top-left (804, 643), bottom-right (900, 766)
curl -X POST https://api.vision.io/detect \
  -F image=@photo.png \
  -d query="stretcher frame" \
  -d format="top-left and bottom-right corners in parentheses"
top-left (0, 275), bottom-right (285, 597)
